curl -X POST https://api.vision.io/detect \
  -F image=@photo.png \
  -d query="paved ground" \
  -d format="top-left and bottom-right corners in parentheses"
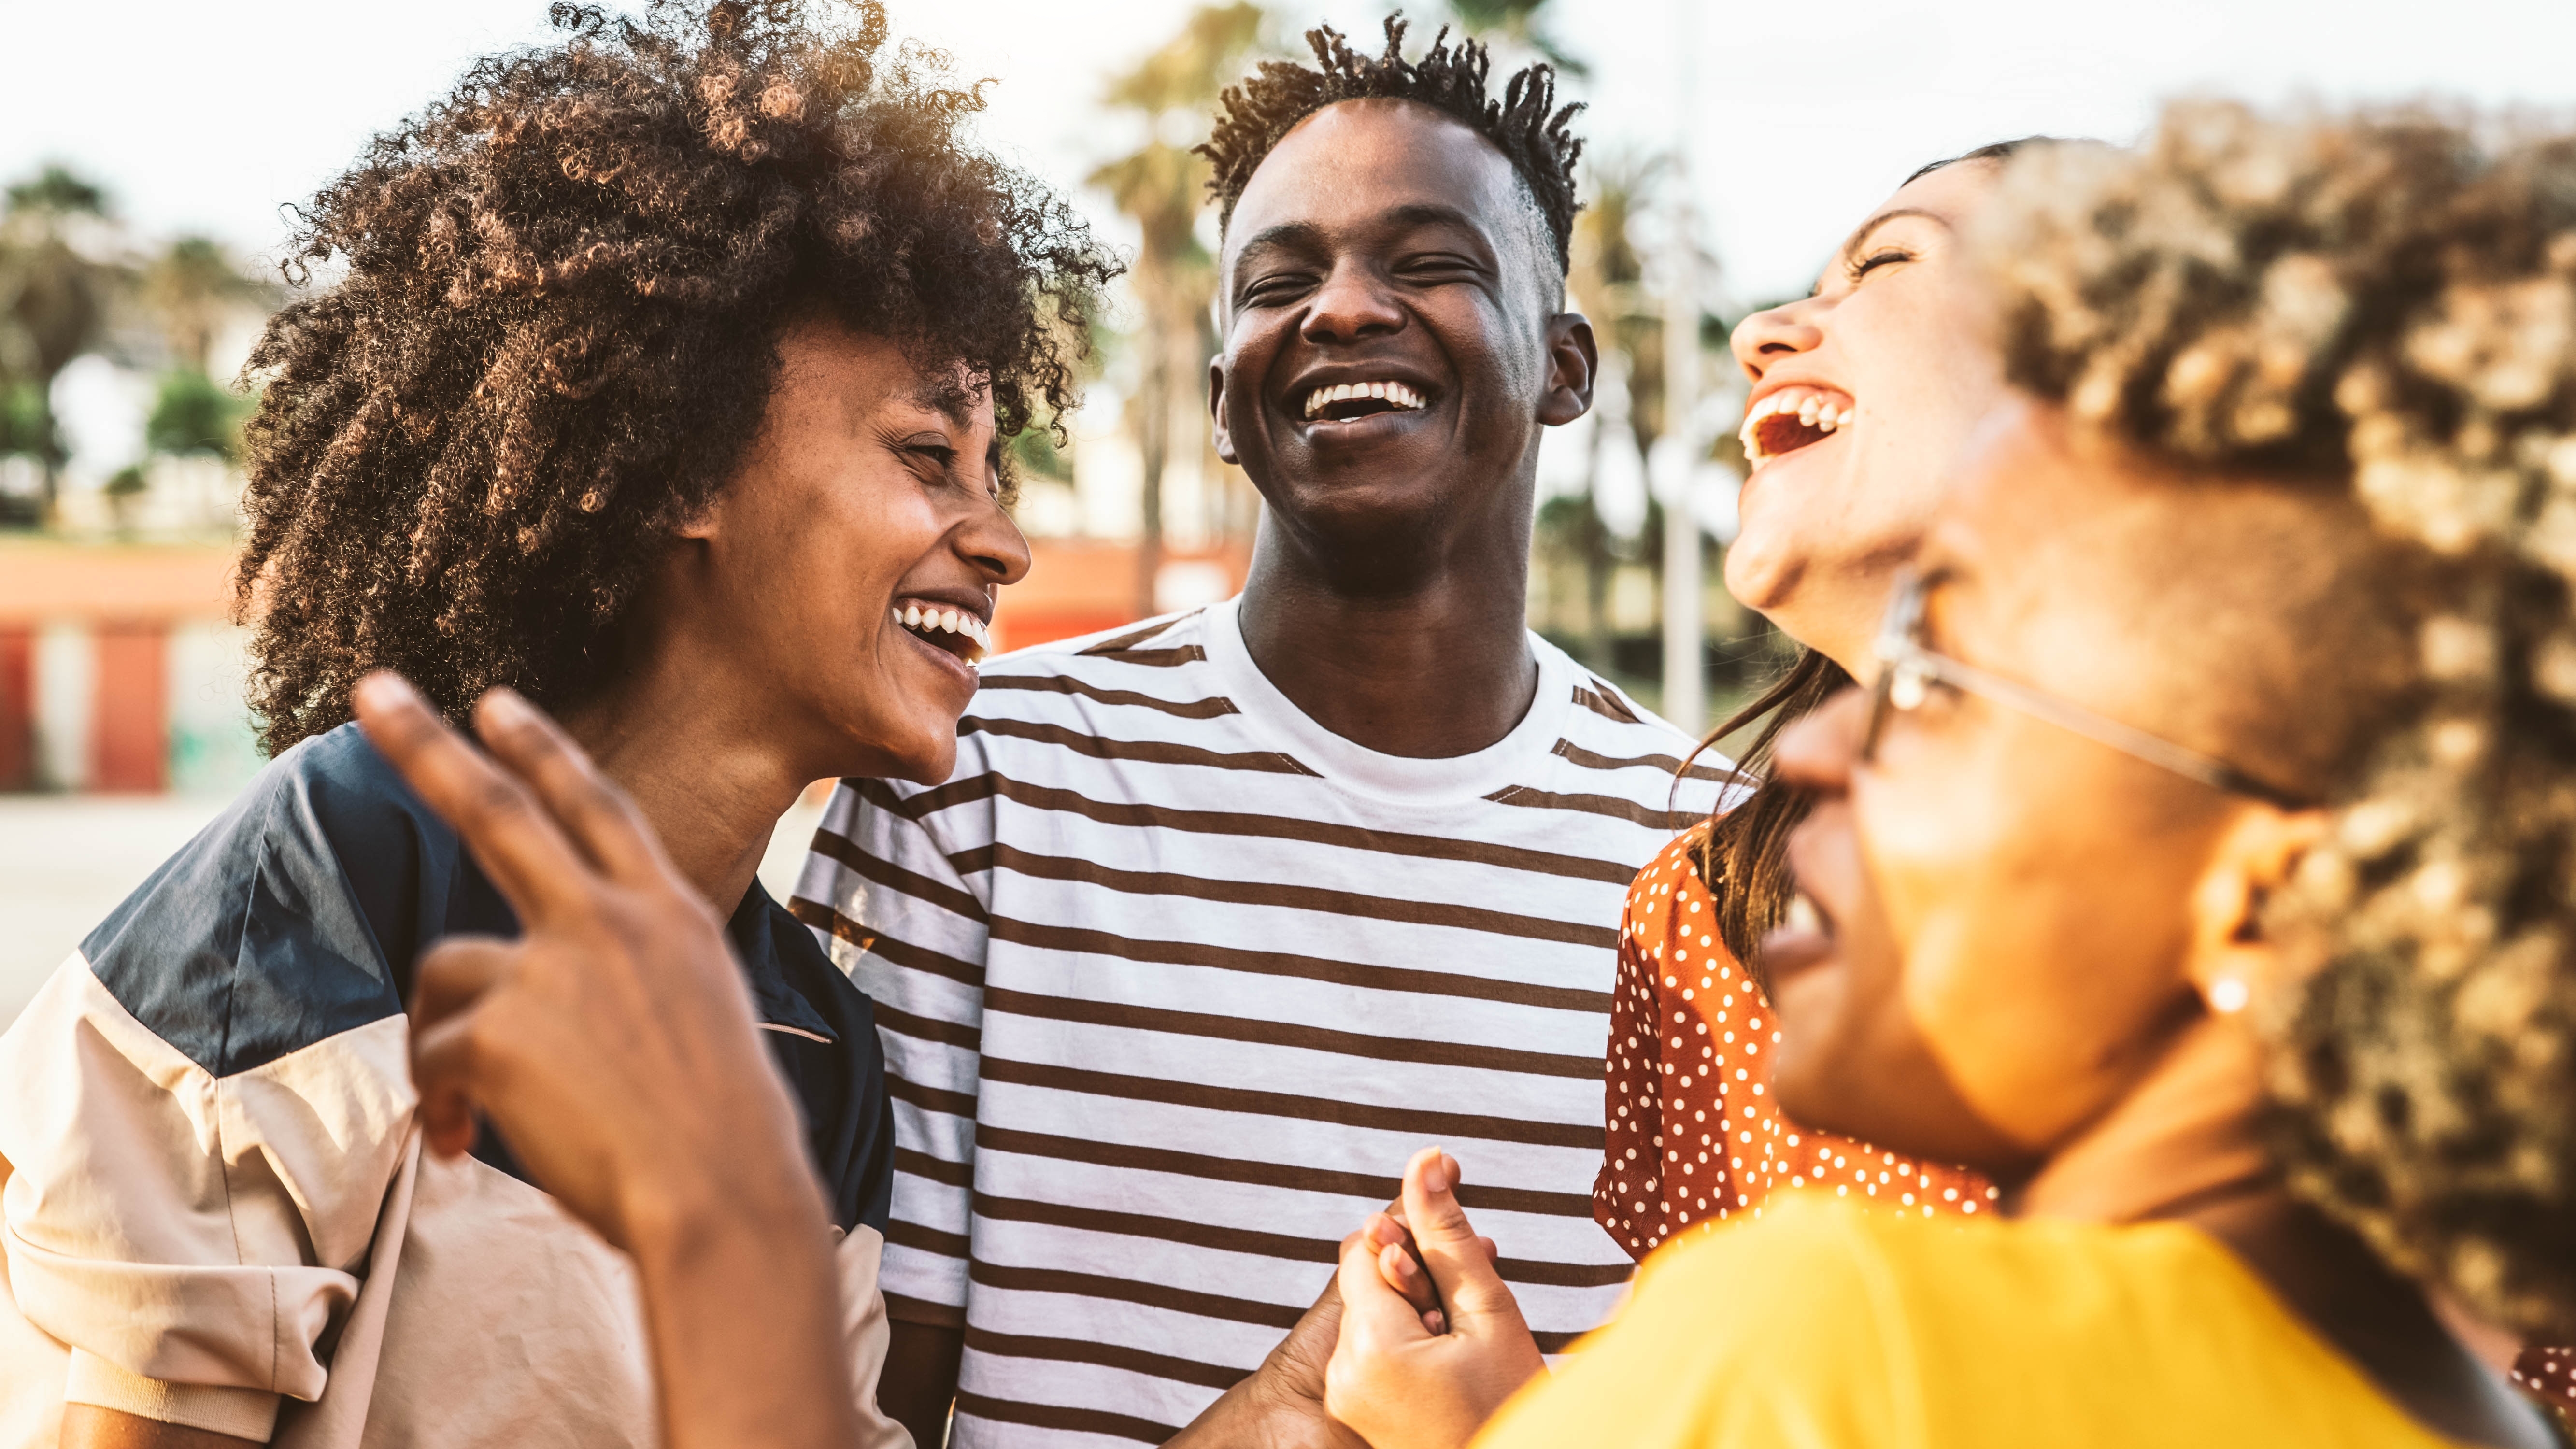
top-left (0, 793), bottom-right (832, 1033)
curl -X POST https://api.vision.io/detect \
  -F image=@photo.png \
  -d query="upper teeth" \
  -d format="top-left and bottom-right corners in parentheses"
top-left (1303, 380), bottom-right (1426, 419)
top-left (895, 601), bottom-right (991, 662)
top-left (1738, 387), bottom-right (1853, 468)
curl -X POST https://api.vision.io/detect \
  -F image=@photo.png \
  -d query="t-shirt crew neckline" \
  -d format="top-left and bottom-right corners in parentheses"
top-left (1200, 594), bottom-right (1577, 808)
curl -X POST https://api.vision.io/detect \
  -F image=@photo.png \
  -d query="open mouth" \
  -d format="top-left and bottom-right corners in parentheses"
top-left (893, 598), bottom-right (990, 667)
top-left (1300, 379), bottom-right (1429, 425)
top-left (1739, 386), bottom-right (1855, 469)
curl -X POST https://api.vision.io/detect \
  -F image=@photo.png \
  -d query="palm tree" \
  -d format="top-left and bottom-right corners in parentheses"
top-left (142, 234), bottom-right (264, 375)
top-left (0, 165), bottom-right (124, 515)
top-left (1090, 1), bottom-right (1265, 614)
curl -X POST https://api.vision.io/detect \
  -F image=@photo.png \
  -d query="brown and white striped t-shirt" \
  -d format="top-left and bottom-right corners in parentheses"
top-left (792, 599), bottom-right (1728, 1448)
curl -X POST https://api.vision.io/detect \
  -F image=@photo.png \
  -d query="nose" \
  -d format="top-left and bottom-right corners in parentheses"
top-left (1771, 683), bottom-right (1868, 799)
top-left (960, 492), bottom-right (1032, 589)
top-left (1730, 297), bottom-right (1826, 384)
top-left (1300, 259), bottom-right (1406, 345)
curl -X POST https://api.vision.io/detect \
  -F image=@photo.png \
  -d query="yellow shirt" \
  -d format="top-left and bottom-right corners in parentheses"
top-left (1475, 1195), bottom-right (2470, 1449)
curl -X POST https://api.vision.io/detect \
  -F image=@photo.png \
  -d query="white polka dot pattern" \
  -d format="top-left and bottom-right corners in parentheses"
top-left (1592, 827), bottom-right (1996, 1260)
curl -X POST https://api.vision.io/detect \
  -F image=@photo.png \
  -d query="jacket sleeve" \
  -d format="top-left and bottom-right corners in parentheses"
top-left (795, 774), bottom-right (993, 1327)
top-left (0, 749), bottom-right (421, 1442)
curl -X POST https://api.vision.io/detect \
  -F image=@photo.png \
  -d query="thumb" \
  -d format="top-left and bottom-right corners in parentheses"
top-left (1398, 1147), bottom-right (1524, 1329)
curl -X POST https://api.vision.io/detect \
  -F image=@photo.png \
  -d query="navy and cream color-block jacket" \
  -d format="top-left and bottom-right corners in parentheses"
top-left (0, 724), bottom-right (910, 1448)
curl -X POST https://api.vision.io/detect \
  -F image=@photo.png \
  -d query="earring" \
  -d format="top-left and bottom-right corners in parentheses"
top-left (2206, 977), bottom-right (2251, 1015)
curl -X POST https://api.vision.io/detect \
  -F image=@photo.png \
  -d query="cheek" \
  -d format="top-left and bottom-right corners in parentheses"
top-left (1859, 732), bottom-right (2197, 1149)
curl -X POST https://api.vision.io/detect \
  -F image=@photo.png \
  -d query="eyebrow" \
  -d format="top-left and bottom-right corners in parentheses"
top-left (1811, 206), bottom-right (1958, 297)
top-left (1228, 202), bottom-right (1493, 272)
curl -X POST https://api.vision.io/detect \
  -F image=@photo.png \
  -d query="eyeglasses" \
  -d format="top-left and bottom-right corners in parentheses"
top-left (1863, 568), bottom-right (2313, 810)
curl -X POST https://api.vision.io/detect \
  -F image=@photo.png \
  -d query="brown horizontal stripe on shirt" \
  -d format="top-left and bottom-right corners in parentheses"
top-left (971, 1191), bottom-right (1631, 1288)
top-left (969, 1258), bottom-right (1307, 1330)
top-left (887, 1216), bottom-right (972, 1260)
top-left (1076, 618), bottom-right (1189, 655)
top-left (955, 1389), bottom-right (1174, 1445)
top-left (807, 826), bottom-right (989, 923)
top-left (960, 715), bottom-right (1318, 776)
top-left (1574, 683), bottom-right (1640, 724)
top-left (896, 1146), bottom-right (974, 1189)
top-left (787, 899), bottom-right (987, 989)
top-left (872, 999), bottom-right (982, 1051)
top-left (975, 671), bottom-right (1241, 720)
top-left (963, 842), bottom-right (1622, 952)
top-left (875, 770), bottom-right (1638, 887)
top-left (962, 1259), bottom-right (1586, 1353)
top-left (1553, 738), bottom-right (1736, 786)
top-left (981, 985), bottom-right (1598, 1080)
top-left (886, 1069), bottom-right (978, 1119)
top-left (1085, 645), bottom-right (1206, 668)
top-left (978, 1055), bottom-right (1606, 1151)
top-left (1485, 783), bottom-right (1698, 832)
top-left (983, 912), bottom-right (1613, 1013)
top-left (971, 1122), bottom-right (1596, 1218)
top-left (964, 1325), bottom-right (1244, 1392)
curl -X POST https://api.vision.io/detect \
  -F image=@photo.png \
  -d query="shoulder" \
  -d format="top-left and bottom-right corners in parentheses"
top-left (1532, 636), bottom-right (1738, 813)
top-left (81, 722), bottom-right (465, 1076)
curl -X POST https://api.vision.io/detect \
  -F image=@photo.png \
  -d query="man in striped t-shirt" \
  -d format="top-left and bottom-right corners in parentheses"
top-left (795, 21), bottom-right (1727, 1447)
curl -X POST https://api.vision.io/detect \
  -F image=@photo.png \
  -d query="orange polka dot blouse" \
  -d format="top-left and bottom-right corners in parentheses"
top-left (1594, 826), bottom-right (1995, 1260)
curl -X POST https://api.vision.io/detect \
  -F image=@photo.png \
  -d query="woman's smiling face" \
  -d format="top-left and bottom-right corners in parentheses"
top-left (1723, 159), bottom-right (2013, 668)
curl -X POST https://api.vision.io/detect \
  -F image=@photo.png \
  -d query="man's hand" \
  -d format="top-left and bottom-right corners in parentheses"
top-left (1323, 1149), bottom-right (1545, 1449)
top-left (352, 674), bottom-right (856, 1449)
top-left (1164, 1273), bottom-right (1368, 1449)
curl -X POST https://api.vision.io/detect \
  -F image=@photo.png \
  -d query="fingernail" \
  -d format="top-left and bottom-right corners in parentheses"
top-left (1424, 1310), bottom-right (1446, 1335)
top-left (482, 688), bottom-right (534, 728)
top-left (1423, 1149), bottom-right (1450, 1194)
top-left (355, 672), bottom-right (414, 711)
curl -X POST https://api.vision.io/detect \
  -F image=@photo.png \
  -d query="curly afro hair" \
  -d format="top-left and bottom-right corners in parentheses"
top-left (234, 0), bottom-right (1118, 753)
top-left (1196, 14), bottom-right (1583, 275)
top-left (1981, 102), bottom-right (2576, 1334)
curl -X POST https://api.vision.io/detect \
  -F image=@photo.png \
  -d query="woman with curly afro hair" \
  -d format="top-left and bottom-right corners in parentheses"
top-left (0, 2), bottom-right (1112, 1447)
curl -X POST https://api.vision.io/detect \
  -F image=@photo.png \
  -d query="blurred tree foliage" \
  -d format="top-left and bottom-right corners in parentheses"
top-left (1445, 0), bottom-right (1584, 76)
top-left (1091, 1), bottom-right (1265, 606)
top-left (0, 165), bottom-right (124, 506)
top-left (143, 234), bottom-right (263, 374)
top-left (146, 367), bottom-right (250, 461)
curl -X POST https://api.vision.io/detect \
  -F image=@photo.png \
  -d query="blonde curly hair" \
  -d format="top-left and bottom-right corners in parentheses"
top-left (1980, 102), bottom-right (2576, 1334)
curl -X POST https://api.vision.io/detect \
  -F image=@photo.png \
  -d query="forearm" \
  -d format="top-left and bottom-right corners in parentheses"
top-left (880, 1319), bottom-right (962, 1447)
top-left (627, 1163), bottom-right (858, 1449)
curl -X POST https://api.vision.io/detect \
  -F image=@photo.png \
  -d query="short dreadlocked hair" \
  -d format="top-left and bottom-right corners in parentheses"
top-left (1982, 102), bottom-right (2576, 1335)
top-left (1197, 15), bottom-right (1583, 275)
top-left (235, 0), bottom-right (1116, 753)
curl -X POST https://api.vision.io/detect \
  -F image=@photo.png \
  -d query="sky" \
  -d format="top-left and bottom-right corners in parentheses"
top-left (12, 0), bottom-right (2576, 312)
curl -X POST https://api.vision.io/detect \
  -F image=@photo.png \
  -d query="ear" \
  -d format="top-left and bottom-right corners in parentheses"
top-left (2182, 805), bottom-right (2332, 1018)
top-left (1537, 313), bottom-right (1597, 428)
top-left (1209, 354), bottom-right (1238, 465)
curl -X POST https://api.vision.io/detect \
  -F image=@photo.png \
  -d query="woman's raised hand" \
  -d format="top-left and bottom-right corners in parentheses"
top-left (351, 673), bottom-right (857, 1449)
top-left (1325, 1148), bottom-right (1548, 1449)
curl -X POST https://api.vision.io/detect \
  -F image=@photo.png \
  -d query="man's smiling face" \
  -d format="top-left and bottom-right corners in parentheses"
top-left (1210, 98), bottom-right (1591, 572)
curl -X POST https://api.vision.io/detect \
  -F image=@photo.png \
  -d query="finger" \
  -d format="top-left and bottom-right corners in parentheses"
top-left (1334, 1217), bottom-right (1433, 1348)
top-left (410, 937), bottom-right (518, 1033)
top-left (408, 1007), bottom-right (488, 1159)
top-left (354, 674), bottom-right (596, 922)
top-left (1366, 1209), bottom-right (1443, 1319)
top-left (1398, 1147), bottom-right (1522, 1324)
top-left (1377, 1238), bottom-right (1441, 1320)
top-left (470, 689), bottom-right (665, 885)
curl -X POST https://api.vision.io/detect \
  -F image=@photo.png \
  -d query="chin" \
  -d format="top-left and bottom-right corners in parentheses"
top-left (885, 734), bottom-right (957, 787)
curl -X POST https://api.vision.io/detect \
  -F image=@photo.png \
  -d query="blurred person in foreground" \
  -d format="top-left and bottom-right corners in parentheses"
top-left (792, 17), bottom-right (1722, 1446)
top-left (1322, 106), bottom-right (2576, 1447)
top-left (0, 1), bottom-right (1113, 1445)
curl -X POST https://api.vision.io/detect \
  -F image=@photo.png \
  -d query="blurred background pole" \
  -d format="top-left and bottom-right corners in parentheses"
top-left (1657, 0), bottom-right (1704, 733)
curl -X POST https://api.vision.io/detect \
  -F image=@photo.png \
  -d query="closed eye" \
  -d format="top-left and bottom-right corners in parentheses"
top-left (1848, 247), bottom-right (1915, 283)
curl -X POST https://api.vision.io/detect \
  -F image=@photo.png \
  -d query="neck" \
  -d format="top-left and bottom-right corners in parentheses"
top-left (556, 639), bottom-right (812, 918)
top-left (1236, 497), bottom-right (1537, 759)
top-left (2010, 1012), bottom-right (2552, 1449)
top-left (2011, 1011), bottom-right (2273, 1223)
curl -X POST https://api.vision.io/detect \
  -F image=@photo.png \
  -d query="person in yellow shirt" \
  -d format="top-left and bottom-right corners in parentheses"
top-left (271, 98), bottom-right (2576, 1449)
top-left (1313, 103), bottom-right (2576, 1449)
